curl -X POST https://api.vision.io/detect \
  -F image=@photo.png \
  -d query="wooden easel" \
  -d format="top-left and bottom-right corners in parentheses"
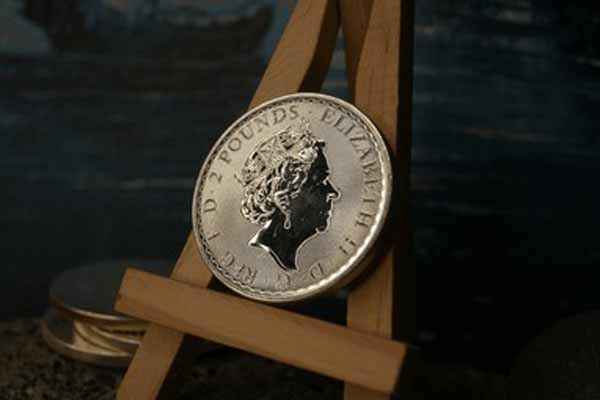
top-left (114, 0), bottom-right (415, 398)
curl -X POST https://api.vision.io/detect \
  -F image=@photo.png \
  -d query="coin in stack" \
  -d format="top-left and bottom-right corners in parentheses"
top-left (89, 324), bottom-right (219, 354)
top-left (85, 324), bottom-right (142, 353)
top-left (41, 309), bottom-right (132, 368)
top-left (192, 93), bottom-right (392, 302)
top-left (49, 258), bottom-right (172, 330)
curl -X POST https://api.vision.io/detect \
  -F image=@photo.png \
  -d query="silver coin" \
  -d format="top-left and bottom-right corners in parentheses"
top-left (41, 309), bottom-right (132, 368)
top-left (192, 93), bottom-right (392, 302)
top-left (49, 258), bottom-right (172, 328)
top-left (82, 324), bottom-right (141, 353)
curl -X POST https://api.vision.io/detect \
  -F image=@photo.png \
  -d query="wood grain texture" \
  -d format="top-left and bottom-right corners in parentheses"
top-left (116, 234), bottom-right (212, 400)
top-left (116, 1), bottom-right (339, 398)
top-left (344, 0), bottom-right (415, 398)
top-left (249, 0), bottom-right (339, 105)
top-left (116, 268), bottom-right (408, 395)
top-left (339, 0), bottom-right (374, 100)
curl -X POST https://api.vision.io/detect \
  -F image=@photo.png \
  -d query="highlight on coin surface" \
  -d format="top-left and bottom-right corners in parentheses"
top-left (192, 93), bottom-right (392, 302)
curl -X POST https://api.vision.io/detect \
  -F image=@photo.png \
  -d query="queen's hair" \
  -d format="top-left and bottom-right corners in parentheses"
top-left (238, 120), bottom-right (322, 229)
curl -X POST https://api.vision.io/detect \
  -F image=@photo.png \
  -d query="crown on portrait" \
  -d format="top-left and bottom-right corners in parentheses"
top-left (238, 118), bottom-right (319, 187)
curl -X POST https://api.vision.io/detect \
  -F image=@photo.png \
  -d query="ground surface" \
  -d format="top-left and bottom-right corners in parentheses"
top-left (0, 319), bottom-right (506, 400)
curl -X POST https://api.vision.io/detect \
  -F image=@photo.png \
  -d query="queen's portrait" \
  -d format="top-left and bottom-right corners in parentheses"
top-left (237, 119), bottom-right (340, 271)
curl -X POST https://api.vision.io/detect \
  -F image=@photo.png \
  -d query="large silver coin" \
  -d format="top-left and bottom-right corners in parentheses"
top-left (192, 93), bottom-right (392, 302)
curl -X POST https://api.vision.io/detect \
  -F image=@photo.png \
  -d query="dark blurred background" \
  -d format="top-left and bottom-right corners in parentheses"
top-left (1, 0), bottom-right (600, 375)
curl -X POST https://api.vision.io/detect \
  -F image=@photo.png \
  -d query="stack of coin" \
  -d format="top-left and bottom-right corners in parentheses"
top-left (41, 259), bottom-right (173, 367)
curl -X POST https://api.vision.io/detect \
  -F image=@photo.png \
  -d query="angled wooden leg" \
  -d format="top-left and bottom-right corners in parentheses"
top-left (116, 235), bottom-right (213, 400)
top-left (339, 0), bottom-right (374, 100)
top-left (115, 1), bottom-right (339, 398)
top-left (343, 0), bottom-right (415, 399)
top-left (117, 269), bottom-right (407, 395)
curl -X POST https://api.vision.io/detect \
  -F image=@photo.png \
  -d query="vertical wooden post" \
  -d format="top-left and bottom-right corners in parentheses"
top-left (343, 0), bottom-right (415, 399)
top-left (116, 1), bottom-right (339, 398)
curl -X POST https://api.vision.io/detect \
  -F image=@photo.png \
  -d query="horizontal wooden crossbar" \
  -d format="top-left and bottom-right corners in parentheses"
top-left (115, 268), bottom-right (407, 395)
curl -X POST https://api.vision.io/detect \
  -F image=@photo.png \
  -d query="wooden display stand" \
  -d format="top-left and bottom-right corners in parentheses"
top-left (114, 0), bottom-right (415, 398)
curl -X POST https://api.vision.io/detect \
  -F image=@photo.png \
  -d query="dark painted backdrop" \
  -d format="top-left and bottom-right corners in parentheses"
top-left (1, 0), bottom-right (600, 372)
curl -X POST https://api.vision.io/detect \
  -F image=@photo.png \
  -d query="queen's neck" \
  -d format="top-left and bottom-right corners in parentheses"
top-left (249, 214), bottom-right (306, 271)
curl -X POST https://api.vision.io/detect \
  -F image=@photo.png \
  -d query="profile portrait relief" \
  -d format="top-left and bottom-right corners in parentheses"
top-left (237, 119), bottom-right (340, 272)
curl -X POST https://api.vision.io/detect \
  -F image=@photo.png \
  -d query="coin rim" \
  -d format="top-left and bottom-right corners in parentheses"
top-left (48, 258), bottom-right (172, 327)
top-left (74, 321), bottom-right (137, 353)
top-left (40, 310), bottom-right (132, 368)
top-left (49, 295), bottom-right (147, 331)
top-left (192, 92), bottom-right (393, 302)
